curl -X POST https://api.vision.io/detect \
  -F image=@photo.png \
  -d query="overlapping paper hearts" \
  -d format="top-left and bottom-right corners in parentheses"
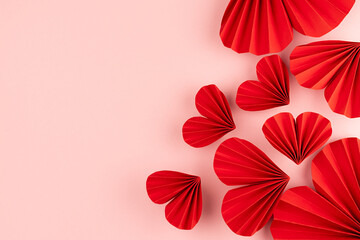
top-left (214, 138), bottom-right (289, 236)
top-left (145, 0), bottom-right (359, 238)
top-left (236, 55), bottom-right (289, 111)
top-left (182, 84), bottom-right (235, 147)
top-left (220, 0), bottom-right (355, 55)
top-left (146, 171), bottom-right (202, 230)
top-left (291, 40), bottom-right (360, 118)
top-left (271, 138), bottom-right (360, 239)
top-left (263, 112), bottom-right (332, 164)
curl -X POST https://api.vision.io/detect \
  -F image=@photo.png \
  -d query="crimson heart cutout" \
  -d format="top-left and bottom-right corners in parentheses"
top-left (271, 138), bottom-right (360, 239)
top-left (262, 112), bottom-right (332, 165)
top-left (236, 55), bottom-right (289, 111)
top-left (214, 138), bottom-right (289, 236)
top-left (220, 0), bottom-right (354, 55)
top-left (146, 171), bottom-right (202, 230)
top-left (291, 40), bottom-right (360, 118)
top-left (182, 84), bottom-right (235, 148)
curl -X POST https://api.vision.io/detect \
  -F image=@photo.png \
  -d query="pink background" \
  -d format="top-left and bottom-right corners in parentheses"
top-left (1, 1), bottom-right (360, 239)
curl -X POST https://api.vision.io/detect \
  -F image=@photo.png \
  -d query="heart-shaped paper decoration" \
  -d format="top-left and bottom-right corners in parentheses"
top-left (214, 138), bottom-right (289, 236)
top-left (220, 0), bottom-right (354, 55)
top-left (146, 171), bottom-right (202, 230)
top-left (262, 112), bottom-right (332, 165)
top-left (271, 138), bottom-right (360, 239)
top-left (183, 84), bottom-right (235, 147)
top-left (290, 40), bottom-right (360, 118)
top-left (272, 186), bottom-right (360, 240)
top-left (236, 55), bottom-right (289, 111)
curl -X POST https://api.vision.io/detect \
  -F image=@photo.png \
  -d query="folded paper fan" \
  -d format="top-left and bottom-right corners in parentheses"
top-left (271, 186), bottom-right (360, 240)
top-left (262, 112), bottom-right (332, 164)
top-left (236, 55), bottom-right (289, 111)
top-left (271, 138), bottom-right (360, 240)
top-left (182, 84), bottom-right (235, 148)
top-left (220, 0), bottom-right (354, 55)
top-left (146, 171), bottom-right (202, 230)
top-left (312, 137), bottom-right (360, 222)
top-left (283, 0), bottom-right (355, 37)
top-left (220, 0), bottom-right (293, 55)
top-left (290, 40), bottom-right (360, 118)
top-left (214, 138), bottom-right (289, 236)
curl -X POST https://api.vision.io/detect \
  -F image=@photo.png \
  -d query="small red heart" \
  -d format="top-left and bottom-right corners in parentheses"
top-left (183, 84), bottom-right (235, 148)
top-left (146, 171), bottom-right (202, 230)
top-left (214, 138), bottom-right (289, 236)
top-left (262, 112), bottom-right (332, 165)
top-left (236, 55), bottom-right (289, 111)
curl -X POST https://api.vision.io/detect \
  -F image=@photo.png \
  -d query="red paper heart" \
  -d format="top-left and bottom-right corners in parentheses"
top-left (146, 171), bottom-right (202, 230)
top-left (236, 55), bottom-right (289, 111)
top-left (220, 0), bottom-right (354, 55)
top-left (182, 84), bottom-right (235, 147)
top-left (262, 112), bottom-right (332, 165)
top-left (271, 138), bottom-right (360, 239)
top-left (214, 138), bottom-right (289, 236)
top-left (291, 40), bottom-right (360, 118)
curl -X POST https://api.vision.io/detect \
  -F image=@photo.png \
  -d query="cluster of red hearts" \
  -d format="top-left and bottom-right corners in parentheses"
top-left (146, 1), bottom-right (360, 239)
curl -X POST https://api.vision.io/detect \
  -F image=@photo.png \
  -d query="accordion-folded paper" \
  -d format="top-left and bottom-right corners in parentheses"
top-left (220, 0), bottom-right (354, 55)
top-left (182, 84), bottom-right (235, 148)
top-left (263, 112), bottom-right (332, 165)
top-left (146, 171), bottom-right (202, 230)
top-left (291, 40), bottom-right (360, 118)
top-left (236, 55), bottom-right (289, 111)
top-left (271, 138), bottom-right (360, 239)
top-left (214, 138), bottom-right (289, 236)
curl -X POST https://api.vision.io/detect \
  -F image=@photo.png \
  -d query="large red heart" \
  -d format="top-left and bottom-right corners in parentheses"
top-left (146, 171), bottom-right (202, 230)
top-left (271, 138), bottom-right (360, 240)
top-left (290, 40), bottom-right (360, 118)
top-left (236, 55), bottom-right (289, 111)
top-left (182, 84), bottom-right (235, 148)
top-left (262, 112), bottom-right (332, 165)
top-left (220, 0), bottom-right (354, 55)
top-left (214, 138), bottom-right (289, 236)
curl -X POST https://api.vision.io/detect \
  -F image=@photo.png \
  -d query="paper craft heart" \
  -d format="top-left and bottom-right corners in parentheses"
top-left (236, 55), bottom-right (289, 111)
top-left (220, 0), bottom-right (355, 55)
top-left (291, 40), bottom-right (360, 118)
top-left (271, 138), bottom-right (360, 239)
top-left (214, 138), bottom-right (289, 236)
top-left (146, 170), bottom-right (202, 230)
top-left (182, 84), bottom-right (235, 148)
top-left (262, 112), bottom-right (332, 165)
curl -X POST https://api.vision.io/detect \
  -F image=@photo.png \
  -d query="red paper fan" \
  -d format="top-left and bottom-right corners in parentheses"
top-left (290, 40), bottom-right (360, 118)
top-left (182, 84), bottom-right (235, 148)
top-left (146, 171), bottom-right (202, 230)
top-left (220, 0), bottom-right (293, 55)
top-left (220, 0), bottom-right (354, 55)
top-left (236, 55), bottom-right (289, 111)
top-left (283, 0), bottom-right (354, 37)
top-left (271, 138), bottom-right (360, 239)
top-left (312, 138), bottom-right (360, 221)
top-left (262, 112), bottom-right (332, 165)
top-left (214, 138), bottom-right (289, 236)
top-left (271, 186), bottom-right (360, 240)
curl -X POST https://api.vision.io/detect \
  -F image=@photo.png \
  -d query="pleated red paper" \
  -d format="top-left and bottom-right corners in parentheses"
top-left (214, 138), bottom-right (289, 236)
top-left (291, 40), bottom-right (360, 118)
top-left (271, 138), bottom-right (360, 239)
top-left (146, 171), bottom-right (202, 230)
top-left (182, 84), bottom-right (235, 148)
top-left (263, 112), bottom-right (332, 165)
top-left (236, 55), bottom-right (289, 111)
top-left (220, 0), bottom-right (354, 55)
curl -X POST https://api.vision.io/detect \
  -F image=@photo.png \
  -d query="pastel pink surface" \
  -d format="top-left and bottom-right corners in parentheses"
top-left (1, 1), bottom-right (360, 240)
